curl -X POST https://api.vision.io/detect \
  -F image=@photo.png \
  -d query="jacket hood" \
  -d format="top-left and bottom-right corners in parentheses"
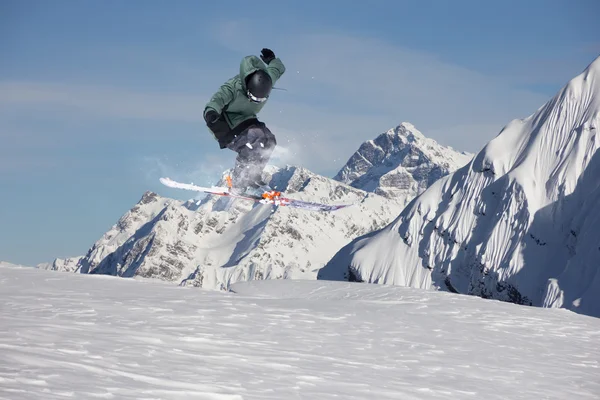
top-left (239, 55), bottom-right (267, 89)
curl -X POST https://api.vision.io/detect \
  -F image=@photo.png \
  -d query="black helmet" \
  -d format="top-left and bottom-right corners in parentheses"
top-left (246, 70), bottom-right (272, 103)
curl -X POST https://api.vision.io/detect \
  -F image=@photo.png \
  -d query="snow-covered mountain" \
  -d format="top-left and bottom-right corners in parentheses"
top-left (47, 166), bottom-right (404, 290)
top-left (334, 122), bottom-right (472, 205)
top-left (42, 123), bottom-right (468, 291)
top-left (38, 256), bottom-right (82, 272)
top-left (319, 57), bottom-right (600, 317)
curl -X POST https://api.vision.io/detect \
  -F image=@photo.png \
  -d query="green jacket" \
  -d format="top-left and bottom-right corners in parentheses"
top-left (204, 55), bottom-right (285, 132)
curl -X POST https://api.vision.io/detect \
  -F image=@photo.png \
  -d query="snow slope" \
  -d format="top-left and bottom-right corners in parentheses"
top-left (0, 261), bottom-right (30, 269)
top-left (320, 56), bottom-right (600, 317)
top-left (1, 264), bottom-right (599, 399)
top-left (49, 166), bottom-right (405, 290)
top-left (335, 122), bottom-right (472, 205)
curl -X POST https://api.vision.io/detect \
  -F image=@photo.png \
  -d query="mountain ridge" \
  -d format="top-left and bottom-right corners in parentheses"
top-left (319, 56), bottom-right (600, 317)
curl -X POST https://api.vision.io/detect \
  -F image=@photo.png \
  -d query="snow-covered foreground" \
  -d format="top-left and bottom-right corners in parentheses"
top-left (1, 265), bottom-right (599, 400)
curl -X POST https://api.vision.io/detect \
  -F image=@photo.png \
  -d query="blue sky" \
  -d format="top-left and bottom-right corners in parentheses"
top-left (1, 0), bottom-right (598, 266)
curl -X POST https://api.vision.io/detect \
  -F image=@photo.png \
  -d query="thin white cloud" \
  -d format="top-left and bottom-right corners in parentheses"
top-left (272, 33), bottom-right (549, 125)
top-left (0, 81), bottom-right (207, 122)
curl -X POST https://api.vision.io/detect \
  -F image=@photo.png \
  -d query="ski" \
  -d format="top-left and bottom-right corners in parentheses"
top-left (159, 177), bottom-right (353, 212)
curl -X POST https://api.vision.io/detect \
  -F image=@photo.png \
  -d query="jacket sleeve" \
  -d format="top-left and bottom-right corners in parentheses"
top-left (266, 58), bottom-right (286, 84)
top-left (204, 77), bottom-right (236, 116)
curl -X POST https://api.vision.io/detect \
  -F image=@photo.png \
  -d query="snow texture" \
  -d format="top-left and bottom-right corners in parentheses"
top-left (320, 56), bottom-right (600, 317)
top-left (1, 264), bottom-right (599, 399)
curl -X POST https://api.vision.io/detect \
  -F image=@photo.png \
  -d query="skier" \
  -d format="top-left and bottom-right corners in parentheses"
top-left (203, 48), bottom-right (285, 196)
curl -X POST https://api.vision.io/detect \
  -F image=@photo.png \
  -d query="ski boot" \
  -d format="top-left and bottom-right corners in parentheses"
top-left (226, 176), bottom-right (272, 198)
top-left (262, 190), bottom-right (282, 202)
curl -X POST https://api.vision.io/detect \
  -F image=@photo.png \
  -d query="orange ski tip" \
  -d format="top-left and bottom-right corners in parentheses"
top-left (262, 190), bottom-right (282, 201)
top-left (225, 175), bottom-right (233, 188)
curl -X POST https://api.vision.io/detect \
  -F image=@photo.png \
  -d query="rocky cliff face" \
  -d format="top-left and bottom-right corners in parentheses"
top-left (334, 122), bottom-right (472, 205)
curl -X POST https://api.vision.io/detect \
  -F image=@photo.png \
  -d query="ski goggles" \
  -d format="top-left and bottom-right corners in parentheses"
top-left (247, 90), bottom-right (268, 103)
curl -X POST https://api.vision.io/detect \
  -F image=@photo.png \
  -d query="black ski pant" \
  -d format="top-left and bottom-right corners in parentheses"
top-left (226, 122), bottom-right (276, 189)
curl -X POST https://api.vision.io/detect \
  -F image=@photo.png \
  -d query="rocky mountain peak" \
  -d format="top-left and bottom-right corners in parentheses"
top-left (334, 122), bottom-right (472, 204)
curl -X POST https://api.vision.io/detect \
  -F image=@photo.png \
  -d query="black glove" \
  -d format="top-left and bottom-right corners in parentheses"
top-left (204, 109), bottom-right (220, 125)
top-left (260, 48), bottom-right (275, 64)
